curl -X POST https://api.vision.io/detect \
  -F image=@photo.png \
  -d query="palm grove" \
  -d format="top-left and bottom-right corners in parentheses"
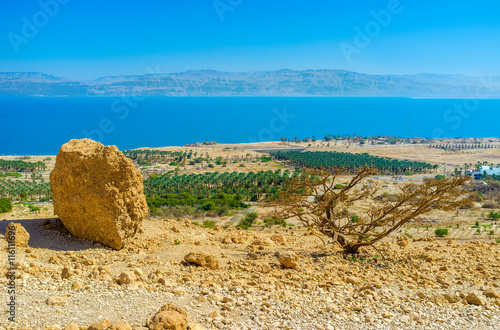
top-left (140, 150), bottom-right (471, 254)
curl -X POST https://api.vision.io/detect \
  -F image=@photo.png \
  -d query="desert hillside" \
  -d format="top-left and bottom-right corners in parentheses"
top-left (1, 139), bottom-right (499, 329)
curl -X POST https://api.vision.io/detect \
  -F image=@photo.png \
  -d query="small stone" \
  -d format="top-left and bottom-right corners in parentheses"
top-left (345, 276), bottom-right (361, 286)
top-left (251, 238), bottom-right (273, 246)
top-left (277, 251), bottom-right (299, 269)
top-left (209, 311), bottom-right (221, 318)
top-left (184, 251), bottom-right (219, 270)
top-left (63, 323), bottom-right (79, 330)
top-left (465, 292), bottom-right (487, 306)
top-left (127, 282), bottom-right (139, 291)
top-left (88, 320), bottom-right (111, 330)
top-left (416, 292), bottom-right (426, 299)
top-left (382, 312), bottom-right (394, 318)
top-left (159, 278), bottom-right (174, 287)
top-left (270, 234), bottom-right (287, 245)
top-left (133, 268), bottom-right (144, 278)
top-left (72, 281), bottom-right (84, 291)
top-left (409, 312), bottom-right (422, 323)
top-left (46, 295), bottom-right (67, 306)
top-left (187, 323), bottom-right (205, 330)
top-left (484, 288), bottom-right (500, 299)
top-left (432, 294), bottom-right (447, 305)
top-left (119, 271), bottom-right (136, 285)
top-left (147, 304), bottom-right (188, 330)
top-left (443, 293), bottom-right (460, 303)
top-left (326, 304), bottom-right (340, 313)
top-left (61, 267), bottom-right (72, 279)
top-left (397, 236), bottom-right (409, 247)
top-left (109, 321), bottom-right (132, 330)
top-left (400, 315), bottom-right (410, 323)
top-left (172, 288), bottom-right (186, 296)
top-left (222, 303), bottom-right (233, 311)
top-left (212, 293), bottom-right (223, 302)
top-left (5, 222), bottom-right (30, 247)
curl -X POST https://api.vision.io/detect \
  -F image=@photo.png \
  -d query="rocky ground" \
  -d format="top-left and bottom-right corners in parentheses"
top-left (1, 213), bottom-right (500, 330)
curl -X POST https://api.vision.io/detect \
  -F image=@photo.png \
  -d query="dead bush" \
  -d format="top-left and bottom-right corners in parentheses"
top-left (269, 167), bottom-right (472, 254)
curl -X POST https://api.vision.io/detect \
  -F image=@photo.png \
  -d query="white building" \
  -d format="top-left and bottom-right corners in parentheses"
top-left (471, 166), bottom-right (500, 177)
top-left (480, 166), bottom-right (500, 175)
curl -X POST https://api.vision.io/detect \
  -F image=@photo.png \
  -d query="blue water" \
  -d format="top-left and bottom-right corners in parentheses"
top-left (0, 96), bottom-right (499, 155)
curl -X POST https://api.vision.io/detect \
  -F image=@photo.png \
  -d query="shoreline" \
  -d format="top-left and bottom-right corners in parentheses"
top-left (2, 137), bottom-right (500, 157)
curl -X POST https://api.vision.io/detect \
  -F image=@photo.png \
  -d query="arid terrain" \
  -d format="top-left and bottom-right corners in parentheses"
top-left (1, 139), bottom-right (500, 329)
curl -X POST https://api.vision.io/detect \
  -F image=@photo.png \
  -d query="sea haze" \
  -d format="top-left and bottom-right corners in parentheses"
top-left (0, 96), bottom-right (498, 155)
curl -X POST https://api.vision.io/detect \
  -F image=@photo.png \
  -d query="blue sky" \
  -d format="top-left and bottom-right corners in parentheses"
top-left (1, 0), bottom-right (499, 80)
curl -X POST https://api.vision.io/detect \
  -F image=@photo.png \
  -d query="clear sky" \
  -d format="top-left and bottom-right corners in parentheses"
top-left (1, 0), bottom-right (499, 80)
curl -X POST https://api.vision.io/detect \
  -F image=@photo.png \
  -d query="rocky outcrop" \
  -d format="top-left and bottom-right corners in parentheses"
top-left (50, 139), bottom-right (148, 249)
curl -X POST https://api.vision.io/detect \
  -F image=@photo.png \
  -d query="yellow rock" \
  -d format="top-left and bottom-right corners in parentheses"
top-left (5, 222), bottom-right (30, 247)
top-left (147, 304), bottom-right (188, 330)
top-left (50, 139), bottom-right (148, 250)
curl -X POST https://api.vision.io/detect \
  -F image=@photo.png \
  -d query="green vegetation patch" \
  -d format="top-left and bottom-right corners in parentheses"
top-left (0, 159), bottom-right (47, 173)
top-left (0, 198), bottom-right (12, 213)
top-left (488, 211), bottom-right (500, 219)
top-left (238, 212), bottom-right (258, 230)
top-left (434, 228), bottom-right (449, 237)
top-left (272, 151), bottom-right (435, 175)
top-left (146, 192), bottom-right (247, 214)
top-left (0, 180), bottom-right (52, 202)
top-left (203, 220), bottom-right (216, 229)
top-left (144, 170), bottom-right (298, 204)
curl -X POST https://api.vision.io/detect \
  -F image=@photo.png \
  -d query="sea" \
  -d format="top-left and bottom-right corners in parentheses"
top-left (1, 96), bottom-right (499, 155)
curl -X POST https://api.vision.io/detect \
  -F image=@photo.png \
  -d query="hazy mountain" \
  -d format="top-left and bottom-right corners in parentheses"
top-left (0, 72), bottom-right (85, 96)
top-left (1, 69), bottom-right (499, 97)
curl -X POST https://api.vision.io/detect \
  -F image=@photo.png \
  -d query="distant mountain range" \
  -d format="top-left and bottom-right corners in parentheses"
top-left (1, 69), bottom-right (499, 97)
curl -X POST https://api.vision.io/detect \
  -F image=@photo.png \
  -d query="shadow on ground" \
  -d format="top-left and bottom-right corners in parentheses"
top-left (0, 217), bottom-right (106, 251)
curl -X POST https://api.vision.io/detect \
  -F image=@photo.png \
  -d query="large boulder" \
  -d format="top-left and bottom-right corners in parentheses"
top-left (50, 139), bottom-right (148, 249)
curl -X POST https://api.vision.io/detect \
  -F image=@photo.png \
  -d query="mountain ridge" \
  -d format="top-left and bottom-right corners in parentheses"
top-left (1, 69), bottom-right (499, 97)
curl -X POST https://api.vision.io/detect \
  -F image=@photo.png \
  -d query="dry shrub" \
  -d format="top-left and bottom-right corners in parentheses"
top-left (269, 167), bottom-right (472, 254)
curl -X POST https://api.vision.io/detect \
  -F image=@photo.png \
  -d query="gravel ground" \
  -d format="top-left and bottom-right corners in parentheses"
top-left (0, 215), bottom-right (499, 329)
